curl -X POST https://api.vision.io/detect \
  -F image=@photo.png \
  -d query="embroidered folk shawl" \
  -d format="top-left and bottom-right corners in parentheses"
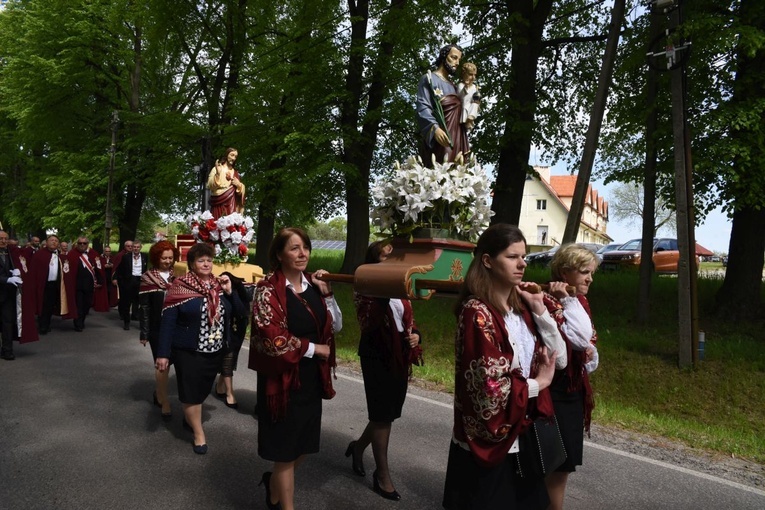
top-left (543, 292), bottom-right (597, 433)
top-left (139, 269), bottom-right (174, 294)
top-left (453, 297), bottom-right (555, 469)
top-left (354, 294), bottom-right (422, 375)
top-left (248, 269), bottom-right (336, 421)
top-left (163, 271), bottom-right (221, 325)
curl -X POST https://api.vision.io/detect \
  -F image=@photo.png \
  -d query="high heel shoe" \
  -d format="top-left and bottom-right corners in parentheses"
top-left (373, 470), bottom-right (401, 501)
top-left (344, 441), bottom-right (366, 476)
top-left (259, 471), bottom-right (282, 510)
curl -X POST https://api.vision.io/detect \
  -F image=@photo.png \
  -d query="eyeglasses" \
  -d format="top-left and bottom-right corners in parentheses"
top-left (77, 242), bottom-right (89, 245)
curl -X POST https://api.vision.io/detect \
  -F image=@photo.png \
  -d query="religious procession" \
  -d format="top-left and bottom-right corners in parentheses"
top-left (2, 2), bottom-right (763, 510)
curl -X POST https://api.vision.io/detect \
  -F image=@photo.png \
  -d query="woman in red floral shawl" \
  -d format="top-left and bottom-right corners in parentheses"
top-left (345, 241), bottom-right (423, 502)
top-left (249, 227), bottom-right (342, 510)
top-left (138, 241), bottom-right (179, 420)
top-left (542, 244), bottom-right (600, 510)
top-left (443, 224), bottom-right (566, 510)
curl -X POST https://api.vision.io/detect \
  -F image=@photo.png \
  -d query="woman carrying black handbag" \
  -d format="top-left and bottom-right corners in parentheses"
top-left (442, 224), bottom-right (567, 510)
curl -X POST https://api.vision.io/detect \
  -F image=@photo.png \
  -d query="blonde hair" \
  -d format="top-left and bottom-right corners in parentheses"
top-left (550, 244), bottom-right (599, 282)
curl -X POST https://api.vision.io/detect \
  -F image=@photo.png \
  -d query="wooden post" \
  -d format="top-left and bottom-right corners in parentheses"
top-left (668, 4), bottom-right (698, 368)
top-left (104, 110), bottom-right (119, 249)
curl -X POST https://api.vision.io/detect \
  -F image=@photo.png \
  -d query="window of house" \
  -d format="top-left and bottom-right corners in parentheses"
top-left (536, 199), bottom-right (547, 210)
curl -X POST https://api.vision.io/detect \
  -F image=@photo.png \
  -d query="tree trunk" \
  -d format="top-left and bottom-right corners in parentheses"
top-left (119, 24), bottom-right (145, 247)
top-left (491, 0), bottom-right (554, 225)
top-left (253, 155), bottom-right (285, 270)
top-left (717, 207), bottom-right (765, 320)
top-left (562, 0), bottom-right (625, 243)
top-left (637, 10), bottom-right (663, 324)
top-left (340, 0), bottom-right (404, 274)
top-left (253, 192), bottom-right (277, 270)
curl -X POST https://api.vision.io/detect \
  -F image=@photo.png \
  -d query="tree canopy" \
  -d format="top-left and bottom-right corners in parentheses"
top-left (1, 0), bottom-right (762, 316)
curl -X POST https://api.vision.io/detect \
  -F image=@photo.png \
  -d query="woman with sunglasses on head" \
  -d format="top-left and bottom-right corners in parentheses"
top-left (250, 227), bottom-right (342, 510)
top-left (542, 244), bottom-right (600, 510)
top-left (155, 242), bottom-right (245, 455)
top-left (443, 223), bottom-right (567, 510)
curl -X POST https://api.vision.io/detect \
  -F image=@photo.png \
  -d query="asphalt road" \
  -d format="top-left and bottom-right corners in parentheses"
top-left (1, 310), bottom-right (764, 509)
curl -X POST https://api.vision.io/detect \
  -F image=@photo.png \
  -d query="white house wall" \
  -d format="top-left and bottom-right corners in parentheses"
top-left (519, 174), bottom-right (612, 248)
top-left (519, 178), bottom-right (571, 247)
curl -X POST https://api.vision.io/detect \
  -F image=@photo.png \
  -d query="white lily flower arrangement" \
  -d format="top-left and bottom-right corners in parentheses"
top-left (370, 153), bottom-right (494, 241)
top-left (187, 210), bottom-right (254, 265)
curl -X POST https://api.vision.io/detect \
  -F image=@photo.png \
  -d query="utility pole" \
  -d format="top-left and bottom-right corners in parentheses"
top-left (104, 110), bottom-right (119, 250)
top-left (647, 0), bottom-right (698, 368)
top-left (562, 0), bottom-right (626, 245)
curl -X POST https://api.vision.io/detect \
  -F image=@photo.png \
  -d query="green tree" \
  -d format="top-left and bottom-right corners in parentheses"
top-left (715, 0), bottom-right (765, 320)
top-left (0, 0), bottom-right (202, 244)
top-left (339, 0), bottom-right (456, 273)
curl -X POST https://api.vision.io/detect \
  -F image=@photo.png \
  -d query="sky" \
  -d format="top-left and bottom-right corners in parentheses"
top-left (546, 165), bottom-right (732, 254)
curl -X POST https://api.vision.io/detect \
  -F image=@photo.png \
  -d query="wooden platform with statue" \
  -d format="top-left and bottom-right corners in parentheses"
top-left (177, 147), bottom-right (263, 284)
top-left (316, 153), bottom-right (493, 297)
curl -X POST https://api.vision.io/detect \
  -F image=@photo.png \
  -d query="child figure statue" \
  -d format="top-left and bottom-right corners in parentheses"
top-left (458, 63), bottom-right (481, 131)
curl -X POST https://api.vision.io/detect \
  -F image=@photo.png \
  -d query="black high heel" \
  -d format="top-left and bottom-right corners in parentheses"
top-left (344, 441), bottom-right (366, 476)
top-left (373, 470), bottom-right (401, 501)
top-left (259, 471), bottom-right (282, 510)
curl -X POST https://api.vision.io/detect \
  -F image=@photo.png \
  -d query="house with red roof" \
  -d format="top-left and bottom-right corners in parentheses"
top-left (519, 166), bottom-right (612, 248)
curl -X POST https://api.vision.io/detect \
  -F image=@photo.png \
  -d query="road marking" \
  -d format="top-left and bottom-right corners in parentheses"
top-left (335, 372), bottom-right (452, 409)
top-left (249, 344), bottom-right (764, 497)
top-left (585, 441), bottom-right (765, 496)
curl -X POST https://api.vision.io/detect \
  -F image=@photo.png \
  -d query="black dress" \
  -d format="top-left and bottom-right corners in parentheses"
top-left (549, 372), bottom-right (585, 471)
top-left (357, 302), bottom-right (409, 423)
top-left (257, 286), bottom-right (327, 462)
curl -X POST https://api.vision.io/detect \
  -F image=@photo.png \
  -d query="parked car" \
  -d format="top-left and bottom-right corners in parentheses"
top-left (525, 245), bottom-right (560, 267)
top-left (526, 243), bottom-right (602, 267)
top-left (596, 242), bottom-right (623, 262)
top-left (600, 238), bottom-right (697, 273)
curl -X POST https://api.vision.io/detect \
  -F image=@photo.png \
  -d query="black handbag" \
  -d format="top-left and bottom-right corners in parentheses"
top-left (515, 415), bottom-right (567, 478)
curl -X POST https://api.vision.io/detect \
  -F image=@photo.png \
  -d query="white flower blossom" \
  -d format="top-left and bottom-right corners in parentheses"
top-left (370, 154), bottom-right (493, 241)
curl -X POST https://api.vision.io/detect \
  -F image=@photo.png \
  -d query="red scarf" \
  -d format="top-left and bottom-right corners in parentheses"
top-left (163, 271), bottom-right (221, 324)
top-left (139, 268), bottom-right (174, 294)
